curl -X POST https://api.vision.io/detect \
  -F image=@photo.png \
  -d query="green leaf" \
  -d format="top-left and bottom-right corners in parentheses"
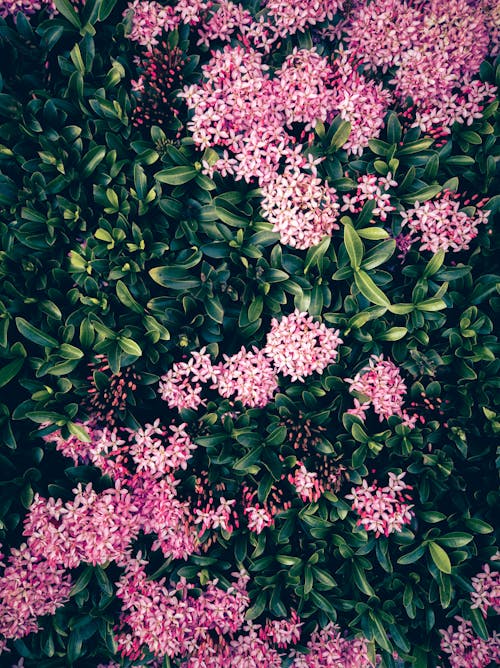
top-left (149, 266), bottom-right (201, 291)
top-left (99, 0), bottom-right (118, 20)
top-left (423, 249), bottom-right (445, 277)
top-left (118, 337), bottom-right (142, 357)
top-left (397, 543), bottom-right (427, 565)
top-left (416, 298), bottom-right (447, 312)
top-left (154, 166), bottom-right (198, 185)
top-left (354, 271), bottom-right (390, 307)
top-left (352, 560), bottom-right (375, 597)
top-left (0, 358), bottom-right (24, 388)
top-left (437, 532), bottom-right (473, 548)
top-left (398, 138), bottom-right (434, 155)
top-left (401, 185), bottom-right (441, 204)
top-left (205, 296), bottom-right (224, 324)
top-left (80, 146), bottom-right (106, 179)
top-left (304, 236), bottom-right (330, 273)
top-left (67, 423), bottom-right (91, 442)
top-left (469, 606), bottom-right (489, 641)
top-left (245, 592), bottom-right (267, 620)
top-left (329, 121), bottom-right (351, 151)
top-left (16, 317), bottom-right (58, 348)
top-left (464, 518), bottom-right (493, 534)
top-left (55, 0), bottom-right (82, 28)
top-left (116, 281), bottom-right (143, 313)
top-left (377, 327), bottom-right (408, 341)
top-left (344, 224), bottom-right (364, 270)
top-left (428, 542), bottom-right (451, 574)
top-left (357, 227), bottom-right (389, 241)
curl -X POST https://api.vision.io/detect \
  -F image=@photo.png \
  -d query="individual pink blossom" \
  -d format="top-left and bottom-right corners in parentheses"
top-left (440, 617), bottom-right (500, 668)
top-left (346, 354), bottom-right (408, 422)
top-left (214, 346), bottom-right (279, 408)
top-left (290, 622), bottom-right (375, 667)
top-left (400, 191), bottom-right (490, 253)
top-left (346, 472), bottom-right (414, 537)
top-left (265, 310), bottom-right (343, 382)
top-left (288, 464), bottom-right (324, 503)
top-left (470, 561), bottom-right (500, 618)
top-left (123, 1), bottom-right (179, 46)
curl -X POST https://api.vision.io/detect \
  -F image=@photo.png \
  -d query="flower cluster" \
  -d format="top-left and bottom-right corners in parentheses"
top-left (288, 463), bottom-right (324, 503)
top-left (181, 42), bottom-right (392, 246)
top-left (341, 173), bottom-right (398, 222)
top-left (115, 558), bottom-right (250, 662)
top-left (216, 346), bottom-right (279, 408)
top-left (159, 311), bottom-right (342, 410)
top-left (470, 561), bottom-right (500, 617)
top-left (158, 347), bottom-right (216, 411)
top-left (346, 354), bottom-right (415, 425)
top-left (0, 543), bottom-right (72, 650)
top-left (400, 191), bottom-right (490, 253)
top-left (264, 310), bottom-right (343, 382)
top-left (345, 0), bottom-right (497, 135)
top-left (440, 617), bottom-right (500, 668)
top-left (259, 162), bottom-right (340, 249)
top-left (291, 622), bottom-right (374, 667)
top-left (346, 472), bottom-right (414, 537)
top-left (123, 1), bottom-right (179, 47)
top-left (0, 0), bottom-right (55, 18)
top-left (131, 41), bottom-right (185, 134)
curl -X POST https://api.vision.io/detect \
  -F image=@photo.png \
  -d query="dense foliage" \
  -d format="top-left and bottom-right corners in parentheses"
top-left (0, 0), bottom-right (499, 666)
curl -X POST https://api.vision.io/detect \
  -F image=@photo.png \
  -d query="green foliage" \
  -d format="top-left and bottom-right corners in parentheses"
top-left (0, 6), bottom-right (498, 667)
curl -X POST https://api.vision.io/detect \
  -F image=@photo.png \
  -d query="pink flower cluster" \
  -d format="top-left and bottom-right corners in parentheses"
top-left (0, 543), bottom-right (71, 650)
top-left (288, 463), bottom-right (324, 503)
top-left (123, 1), bottom-right (179, 46)
top-left (345, 0), bottom-right (497, 135)
top-left (400, 191), bottom-right (490, 254)
top-left (0, 0), bottom-right (55, 17)
top-left (440, 617), bottom-right (500, 668)
top-left (470, 560), bottom-right (500, 618)
top-left (115, 557), bottom-right (250, 661)
top-left (216, 346), bottom-right (279, 408)
top-left (346, 472), bottom-right (414, 537)
top-left (264, 310), bottom-right (343, 382)
top-left (341, 173), bottom-right (398, 222)
top-left (159, 311), bottom-right (342, 410)
top-left (158, 347), bottom-right (216, 411)
top-left (182, 43), bottom-right (391, 246)
top-left (259, 161), bottom-right (340, 249)
top-left (291, 622), bottom-right (374, 667)
top-left (24, 482), bottom-right (140, 569)
top-left (346, 354), bottom-right (415, 425)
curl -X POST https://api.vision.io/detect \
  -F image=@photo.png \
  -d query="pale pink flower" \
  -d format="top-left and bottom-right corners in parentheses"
top-left (265, 310), bottom-right (343, 382)
top-left (400, 192), bottom-right (490, 253)
top-left (123, 1), bottom-right (179, 46)
top-left (440, 617), bottom-right (500, 668)
top-left (346, 472), bottom-right (414, 537)
top-left (244, 505), bottom-right (274, 534)
top-left (215, 346), bottom-right (278, 408)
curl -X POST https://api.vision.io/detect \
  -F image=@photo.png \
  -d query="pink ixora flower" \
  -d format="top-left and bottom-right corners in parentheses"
top-left (288, 463), bottom-right (324, 503)
top-left (0, 0), bottom-right (55, 17)
top-left (440, 616), bottom-right (500, 668)
top-left (346, 354), bottom-right (416, 425)
top-left (158, 347), bottom-right (217, 411)
top-left (214, 345), bottom-right (279, 408)
top-left (346, 472), bottom-right (414, 537)
top-left (290, 622), bottom-right (375, 667)
top-left (264, 310), bottom-right (343, 381)
top-left (123, 1), bottom-right (179, 46)
top-left (400, 191), bottom-right (490, 254)
top-left (470, 558), bottom-right (500, 618)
